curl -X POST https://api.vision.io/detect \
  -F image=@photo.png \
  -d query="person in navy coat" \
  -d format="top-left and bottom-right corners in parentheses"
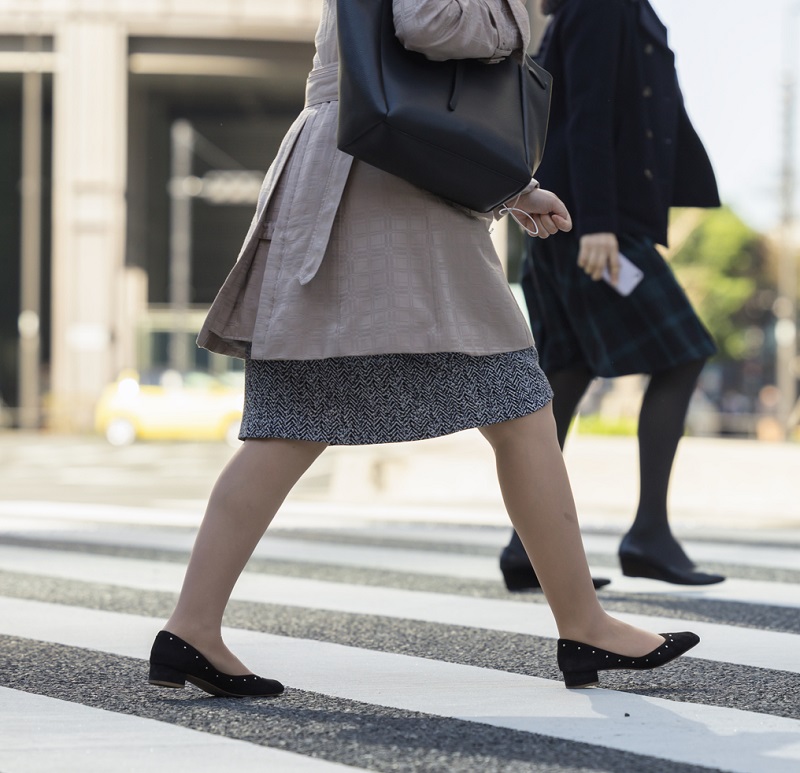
top-left (500, 0), bottom-right (725, 589)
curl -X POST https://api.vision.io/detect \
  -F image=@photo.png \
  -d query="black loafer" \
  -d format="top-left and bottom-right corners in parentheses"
top-left (500, 558), bottom-right (611, 592)
top-left (619, 550), bottom-right (725, 585)
top-left (501, 530), bottom-right (611, 592)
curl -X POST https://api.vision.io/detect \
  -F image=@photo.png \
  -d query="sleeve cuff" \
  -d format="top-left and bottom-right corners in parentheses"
top-left (493, 178), bottom-right (539, 220)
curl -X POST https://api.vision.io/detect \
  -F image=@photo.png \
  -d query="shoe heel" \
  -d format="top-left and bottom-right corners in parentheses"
top-left (619, 554), bottom-right (652, 579)
top-left (501, 565), bottom-right (540, 591)
top-left (149, 662), bottom-right (186, 688)
top-left (563, 669), bottom-right (599, 688)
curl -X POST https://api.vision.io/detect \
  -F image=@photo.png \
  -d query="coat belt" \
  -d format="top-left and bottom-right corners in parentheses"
top-left (282, 61), bottom-right (353, 287)
top-left (305, 62), bottom-right (339, 107)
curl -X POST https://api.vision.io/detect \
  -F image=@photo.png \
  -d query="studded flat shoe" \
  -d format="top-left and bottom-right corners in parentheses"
top-left (556, 631), bottom-right (700, 688)
top-left (148, 630), bottom-right (284, 697)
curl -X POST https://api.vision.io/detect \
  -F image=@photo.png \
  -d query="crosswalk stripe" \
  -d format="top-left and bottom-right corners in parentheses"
top-left (0, 545), bottom-right (797, 674)
top-left (2, 517), bottom-right (798, 610)
top-left (3, 497), bottom-right (798, 771)
top-left (253, 538), bottom-right (800, 608)
top-left (0, 687), bottom-right (367, 772)
top-left (1, 599), bottom-right (798, 773)
top-left (3, 499), bottom-right (799, 572)
top-left (269, 523), bottom-right (800, 573)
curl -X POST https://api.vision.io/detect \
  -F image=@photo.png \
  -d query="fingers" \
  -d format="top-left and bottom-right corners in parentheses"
top-left (577, 247), bottom-right (606, 280)
top-left (552, 213), bottom-right (572, 233)
top-left (528, 215), bottom-right (545, 237)
top-left (510, 188), bottom-right (573, 237)
top-left (528, 214), bottom-right (562, 239)
top-left (546, 195), bottom-right (570, 224)
top-left (577, 233), bottom-right (619, 281)
top-left (537, 214), bottom-right (559, 236)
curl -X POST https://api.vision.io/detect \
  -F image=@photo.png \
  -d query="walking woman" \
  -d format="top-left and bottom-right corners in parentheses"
top-left (500, 0), bottom-right (725, 591)
top-left (148, 0), bottom-right (699, 696)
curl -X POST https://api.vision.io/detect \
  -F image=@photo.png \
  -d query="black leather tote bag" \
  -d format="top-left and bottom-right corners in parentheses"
top-left (336, 0), bottom-right (552, 213)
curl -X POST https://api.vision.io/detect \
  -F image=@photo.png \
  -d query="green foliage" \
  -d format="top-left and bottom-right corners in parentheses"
top-left (574, 414), bottom-right (638, 436)
top-left (668, 207), bottom-right (772, 361)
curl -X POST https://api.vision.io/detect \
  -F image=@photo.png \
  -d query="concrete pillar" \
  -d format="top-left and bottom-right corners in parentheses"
top-left (50, 18), bottom-right (128, 431)
top-left (528, 0), bottom-right (548, 50)
top-left (18, 36), bottom-right (44, 430)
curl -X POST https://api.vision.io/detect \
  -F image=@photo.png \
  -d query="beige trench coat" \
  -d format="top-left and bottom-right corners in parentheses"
top-left (198, 0), bottom-right (536, 361)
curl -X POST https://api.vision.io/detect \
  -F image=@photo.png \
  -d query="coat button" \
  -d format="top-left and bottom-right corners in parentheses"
top-left (642, 86), bottom-right (653, 98)
top-left (645, 129), bottom-right (654, 139)
top-left (644, 43), bottom-right (655, 55)
top-left (664, 137), bottom-right (673, 145)
top-left (644, 169), bottom-right (654, 180)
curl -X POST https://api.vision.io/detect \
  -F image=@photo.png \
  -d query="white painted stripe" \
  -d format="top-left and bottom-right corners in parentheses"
top-left (271, 521), bottom-right (800, 572)
top-left (4, 500), bottom-right (799, 568)
top-left (581, 571), bottom-right (800, 608)
top-left (0, 501), bottom-right (204, 529)
top-left (0, 687), bottom-right (366, 772)
top-left (2, 515), bottom-right (797, 609)
top-left (0, 545), bottom-right (798, 674)
top-left (253, 539), bottom-right (800, 609)
top-left (1, 599), bottom-right (798, 773)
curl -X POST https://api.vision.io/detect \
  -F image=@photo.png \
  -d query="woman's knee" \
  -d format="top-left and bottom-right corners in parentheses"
top-left (650, 357), bottom-right (707, 392)
top-left (479, 402), bottom-right (557, 451)
top-left (232, 437), bottom-right (328, 481)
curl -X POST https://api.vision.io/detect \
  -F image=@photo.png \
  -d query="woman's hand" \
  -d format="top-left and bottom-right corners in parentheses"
top-left (577, 232), bottom-right (619, 281)
top-left (509, 187), bottom-right (573, 238)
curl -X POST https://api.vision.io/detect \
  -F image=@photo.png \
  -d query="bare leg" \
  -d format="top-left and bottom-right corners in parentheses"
top-left (481, 404), bottom-right (662, 655)
top-left (163, 437), bottom-right (327, 674)
top-left (502, 364), bottom-right (593, 562)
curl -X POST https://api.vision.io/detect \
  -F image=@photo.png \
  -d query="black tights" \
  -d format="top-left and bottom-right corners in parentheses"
top-left (509, 358), bottom-right (707, 567)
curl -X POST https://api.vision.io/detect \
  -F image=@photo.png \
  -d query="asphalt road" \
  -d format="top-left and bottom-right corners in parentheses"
top-left (0, 432), bottom-right (799, 772)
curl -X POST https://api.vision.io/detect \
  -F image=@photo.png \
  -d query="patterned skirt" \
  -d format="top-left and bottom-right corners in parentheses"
top-left (240, 347), bottom-right (553, 445)
top-left (524, 232), bottom-right (717, 378)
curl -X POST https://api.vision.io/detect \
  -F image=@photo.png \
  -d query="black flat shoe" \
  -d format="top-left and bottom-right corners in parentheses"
top-left (500, 564), bottom-right (611, 593)
top-left (501, 531), bottom-right (611, 592)
top-left (557, 631), bottom-right (700, 688)
top-left (500, 559), bottom-right (611, 592)
top-left (149, 631), bottom-right (284, 697)
top-left (619, 550), bottom-right (725, 586)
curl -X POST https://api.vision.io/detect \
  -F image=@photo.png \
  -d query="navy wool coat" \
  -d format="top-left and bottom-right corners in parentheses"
top-left (534, 0), bottom-right (720, 245)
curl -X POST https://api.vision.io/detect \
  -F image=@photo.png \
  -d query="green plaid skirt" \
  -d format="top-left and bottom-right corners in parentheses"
top-left (523, 233), bottom-right (716, 378)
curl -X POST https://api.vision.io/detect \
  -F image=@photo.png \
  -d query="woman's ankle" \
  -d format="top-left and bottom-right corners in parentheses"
top-left (160, 620), bottom-right (252, 674)
top-left (556, 609), bottom-right (613, 645)
top-left (162, 617), bottom-right (222, 650)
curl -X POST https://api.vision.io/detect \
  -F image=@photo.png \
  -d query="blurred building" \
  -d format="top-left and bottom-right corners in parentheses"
top-left (2, 0), bottom-right (321, 431)
top-left (2, 0), bottom-right (546, 432)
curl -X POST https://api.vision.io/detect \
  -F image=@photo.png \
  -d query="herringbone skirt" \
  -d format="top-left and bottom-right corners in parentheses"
top-left (240, 347), bottom-right (553, 445)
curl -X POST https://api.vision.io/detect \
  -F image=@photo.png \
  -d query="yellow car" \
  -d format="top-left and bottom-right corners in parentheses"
top-left (94, 369), bottom-right (244, 446)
